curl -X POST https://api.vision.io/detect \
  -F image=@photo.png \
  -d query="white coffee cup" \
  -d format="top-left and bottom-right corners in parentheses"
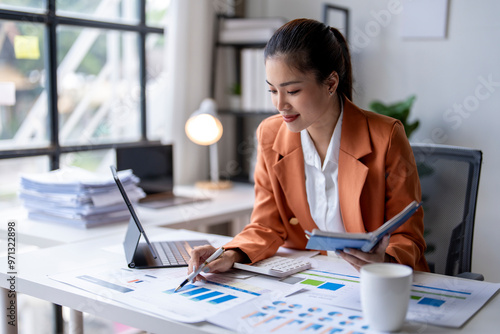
top-left (360, 263), bottom-right (413, 332)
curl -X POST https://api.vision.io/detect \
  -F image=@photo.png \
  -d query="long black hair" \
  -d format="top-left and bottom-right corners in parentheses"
top-left (264, 18), bottom-right (353, 101)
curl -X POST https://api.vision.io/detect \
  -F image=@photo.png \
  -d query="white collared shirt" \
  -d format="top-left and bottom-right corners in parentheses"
top-left (300, 108), bottom-right (344, 233)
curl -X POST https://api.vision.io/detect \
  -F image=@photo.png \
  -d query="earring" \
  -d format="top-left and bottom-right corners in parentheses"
top-left (329, 91), bottom-right (333, 96)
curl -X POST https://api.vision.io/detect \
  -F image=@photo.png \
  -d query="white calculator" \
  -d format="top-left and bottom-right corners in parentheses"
top-left (233, 256), bottom-right (311, 278)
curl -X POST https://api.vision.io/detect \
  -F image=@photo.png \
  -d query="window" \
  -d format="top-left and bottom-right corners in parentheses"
top-left (0, 0), bottom-right (169, 207)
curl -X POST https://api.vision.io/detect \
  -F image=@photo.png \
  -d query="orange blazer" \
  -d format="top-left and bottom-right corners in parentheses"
top-left (224, 98), bottom-right (429, 272)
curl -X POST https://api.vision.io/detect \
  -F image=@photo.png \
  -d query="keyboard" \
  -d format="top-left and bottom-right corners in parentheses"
top-left (233, 256), bottom-right (312, 278)
top-left (152, 240), bottom-right (207, 266)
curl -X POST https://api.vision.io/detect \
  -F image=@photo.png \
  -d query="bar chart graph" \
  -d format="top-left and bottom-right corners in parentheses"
top-left (163, 284), bottom-right (244, 305)
top-left (51, 259), bottom-right (500, 328)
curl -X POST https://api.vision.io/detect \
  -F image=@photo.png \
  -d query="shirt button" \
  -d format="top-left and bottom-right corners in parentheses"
top-left (289, 217), bottom-right (299, 225)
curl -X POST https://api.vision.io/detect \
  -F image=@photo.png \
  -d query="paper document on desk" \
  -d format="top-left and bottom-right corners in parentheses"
top-left (48, 246), bottom-right (499, 327)
top-left (405, 273), bottom-right (500, 327)
top-left (209, 293), bottom-right (373, 334)
top-left (49, 263), bottom-right (302, 323)
top-left (279, 260), bottom-right (500, 328)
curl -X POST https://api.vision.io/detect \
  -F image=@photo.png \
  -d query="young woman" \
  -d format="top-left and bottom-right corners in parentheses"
top-left (188, 18), bottom-right (429, 279)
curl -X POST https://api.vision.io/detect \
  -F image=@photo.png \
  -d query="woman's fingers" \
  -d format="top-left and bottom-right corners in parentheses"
top-left (336, 235), bottom-right (391, 271)
top-left (188, 245), bottom-right (217, 274)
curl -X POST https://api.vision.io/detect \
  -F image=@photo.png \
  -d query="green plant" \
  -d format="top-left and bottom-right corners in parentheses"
top-left (370, 95), bottom-right (437, 257)
top-left (369, 95), bottom-right (419, 139)
top-left (228, 82), bottom-right (241, 96)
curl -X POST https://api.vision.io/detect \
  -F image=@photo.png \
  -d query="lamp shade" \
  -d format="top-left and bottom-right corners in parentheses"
top-left (184, 98), bottom-right (231, 190)
top-left (185, 98), bottom-right (223, 146)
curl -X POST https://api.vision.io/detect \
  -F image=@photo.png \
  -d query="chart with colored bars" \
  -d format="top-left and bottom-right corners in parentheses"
top-left (298, 270), bottom-right (360, 289)
top-left (50, 259), bottom-right (499, 327)
top-left (290, 268), bottom-right (362, 307)
top-left (289, 267), bottom-right (500, 328)
top-left (210, 294), bottom-right (374, 334)
top-left (50, 264), bottom-right (297, 323)
top-left (50, 265), bottom-right (264, 323)
top-left (405, 274), bottom-right (499, 327)
top-left (164, 280), bottom-right (260, 305)
top-left (119, 270), bottom-right (267, 322)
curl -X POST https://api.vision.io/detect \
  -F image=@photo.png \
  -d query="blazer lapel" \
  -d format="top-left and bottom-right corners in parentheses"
top-left (272, 124), bottom-right (318, 233)
top-left (269, 98), bottom-right (373, 234)
top-left (339, 98), bottom-right (372, 232)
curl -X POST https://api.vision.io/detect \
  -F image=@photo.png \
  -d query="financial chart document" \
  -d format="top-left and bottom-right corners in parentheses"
top-left (50, 255), bottom-right (500, 329)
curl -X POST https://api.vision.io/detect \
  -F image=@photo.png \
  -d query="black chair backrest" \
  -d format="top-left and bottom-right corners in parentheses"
top-left (411, 143), bottom-right (482, 276)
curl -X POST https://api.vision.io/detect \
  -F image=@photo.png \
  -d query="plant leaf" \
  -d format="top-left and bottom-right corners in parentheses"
top-left (369, 95), bottom-right (419, 138)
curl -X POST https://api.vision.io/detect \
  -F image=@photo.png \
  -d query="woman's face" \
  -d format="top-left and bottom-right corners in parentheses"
top-left (265, 57), bottom-right (336, 134)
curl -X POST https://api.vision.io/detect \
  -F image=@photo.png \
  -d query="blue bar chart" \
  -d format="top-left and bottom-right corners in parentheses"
top-left (163, 281), bottom-right (256, 305)
top-left (409, 282), bottom-right (471, 310)
top-left (52, 259), bottom-right (500, 328)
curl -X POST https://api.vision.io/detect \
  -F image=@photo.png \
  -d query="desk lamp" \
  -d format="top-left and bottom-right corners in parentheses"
top-left (185, 98), bottom-right (232, 190)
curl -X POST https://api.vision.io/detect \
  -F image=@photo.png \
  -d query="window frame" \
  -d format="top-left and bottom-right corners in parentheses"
top-left (0, 0), bottom-right (165, 169)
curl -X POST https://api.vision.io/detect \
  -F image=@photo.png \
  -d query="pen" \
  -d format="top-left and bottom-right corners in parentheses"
top-left (174, 247), bottom-right (225, 292)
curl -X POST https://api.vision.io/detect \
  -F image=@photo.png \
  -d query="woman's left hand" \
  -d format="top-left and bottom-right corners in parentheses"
top-left (335, 235), bottom-right (392, 271)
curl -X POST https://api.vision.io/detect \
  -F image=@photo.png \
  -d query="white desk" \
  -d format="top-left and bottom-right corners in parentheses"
top-left (0, 228), bottom-right (234, 334)
top-left (0, 183), bottom-right (255, 248)
top-left (1, 228), bottom-right (499, 334)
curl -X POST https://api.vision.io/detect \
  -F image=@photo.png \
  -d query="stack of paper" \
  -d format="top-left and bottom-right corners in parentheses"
top-left (218, 17), bottom-right (285, 44)
top-left (19, 167), bottom-right (145, 228)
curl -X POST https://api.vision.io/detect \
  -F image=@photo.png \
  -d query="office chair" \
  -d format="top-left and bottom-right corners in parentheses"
top-left (411, 143), bottom-right (484, 280)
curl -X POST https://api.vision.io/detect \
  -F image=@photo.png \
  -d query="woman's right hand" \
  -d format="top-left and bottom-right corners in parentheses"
top-left (188, 245), bottom-right (245, 283)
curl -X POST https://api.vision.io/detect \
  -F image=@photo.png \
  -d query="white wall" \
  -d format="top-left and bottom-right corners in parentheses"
top-left (164, 0), bottom-right (216, 185)
top-left (246, 0), bottom-right (500, 281)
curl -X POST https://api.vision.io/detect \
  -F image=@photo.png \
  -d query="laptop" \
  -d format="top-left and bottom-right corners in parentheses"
top-left (116, 144), bottom-right (206, 209)
top-left (110, 165), bottom-right (210, 269)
